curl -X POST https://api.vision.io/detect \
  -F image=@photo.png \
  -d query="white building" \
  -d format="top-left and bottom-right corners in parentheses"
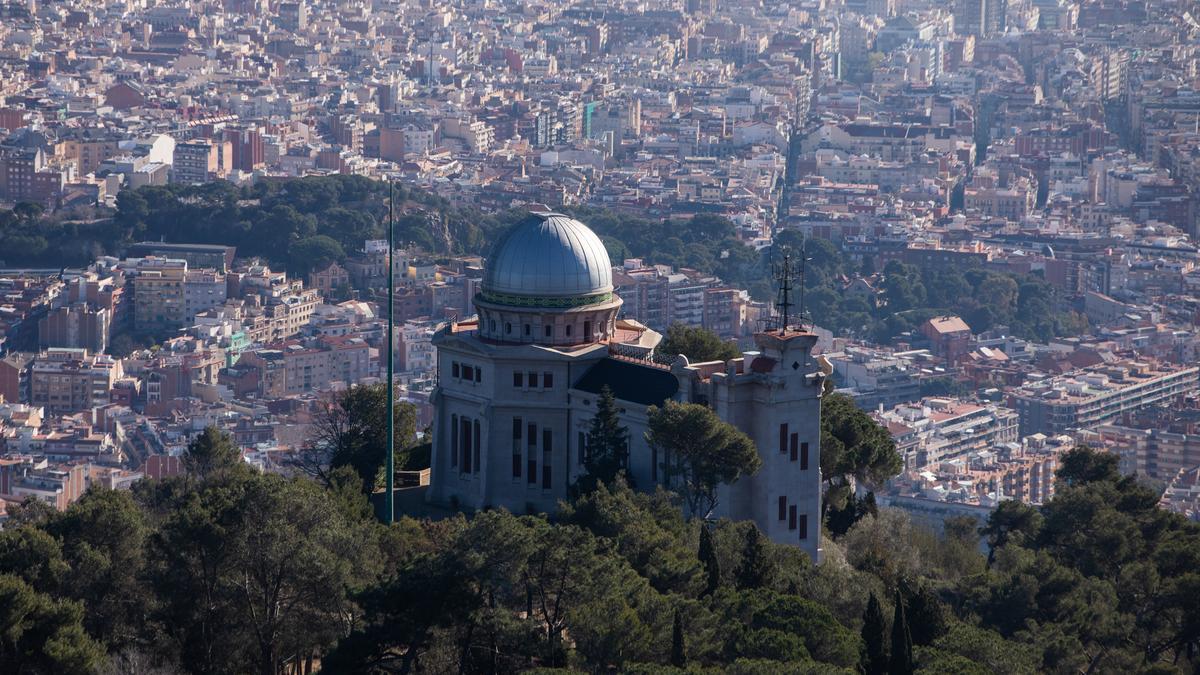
top-left (428, 213), bottom-right (826, 560)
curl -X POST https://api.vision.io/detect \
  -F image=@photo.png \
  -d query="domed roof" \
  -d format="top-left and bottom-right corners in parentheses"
top-left (482, 213), bottom-right (613, 302)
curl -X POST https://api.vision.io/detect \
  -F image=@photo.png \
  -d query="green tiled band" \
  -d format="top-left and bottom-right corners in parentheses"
top-left (477, 290), bottom-right (614, 309)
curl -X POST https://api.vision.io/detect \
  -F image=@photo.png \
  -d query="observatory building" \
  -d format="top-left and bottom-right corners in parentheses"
top-left (428, 211), bottom-right (826, 560)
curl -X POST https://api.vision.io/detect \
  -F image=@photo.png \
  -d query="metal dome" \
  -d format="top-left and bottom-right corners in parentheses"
top-left (482, 213), bottom-right (613, 302)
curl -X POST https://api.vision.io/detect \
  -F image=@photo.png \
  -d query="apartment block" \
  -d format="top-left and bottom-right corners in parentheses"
top-left (132, 258), bottom-right (227, 334)
top-left (877, 397), bottom-right (1020, 469)
top-left (38, 304), bottom-right (109, 353)
top-left (172, 138), bottom-right (230, 184)
top-left (237, 336), bottom-right (371, 396)
top-left (1008, 361), bottom-right (1200, 436)
top-left (30, 348), bottom-right (122, 414)
top-left (827, 346), bottom-right (923, 410)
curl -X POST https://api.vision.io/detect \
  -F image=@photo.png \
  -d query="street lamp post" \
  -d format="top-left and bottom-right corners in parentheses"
top-left (385, 180), bottom-right (395, 524)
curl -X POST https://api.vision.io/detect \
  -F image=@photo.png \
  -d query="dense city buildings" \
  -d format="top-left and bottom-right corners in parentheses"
top-left (1007, 360), bottom-right (1200, 436)
top-left (0, 0), bottom-right (1199, 535)
top-left (3, 1), bottom-right (1200, 672)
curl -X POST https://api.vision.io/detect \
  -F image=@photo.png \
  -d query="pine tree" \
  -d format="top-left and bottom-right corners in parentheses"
top-left (184, 426), bottom-right (242, 478)
top-left (670, 609), bottom-right (686, 668)
top-left (903, 581), bottom-right (949, 647)
top-left (735, 524), bottom-right (771, 590)
top-left (861, 592), bottom-right (888, 675)
top-left (889, 589), bottom-right (914, 675)
top-left (576, 385), bottom-right (631, 493)
top-left (698, 523), bottom-right (721, 595)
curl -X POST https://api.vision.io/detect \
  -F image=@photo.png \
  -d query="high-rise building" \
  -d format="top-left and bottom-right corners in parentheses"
top-left (131, 258), bottom-right (227, 334)
top-left (277, 0), bottom-right (306, 31)
top-left (954, 0), bottom-right (1006, 36)
top-left (38, 304), bottom-right (110, 354)
top-left (223, 125), bottom-right (265, 172)
top-left (172, 139), bottom-right (220, 184)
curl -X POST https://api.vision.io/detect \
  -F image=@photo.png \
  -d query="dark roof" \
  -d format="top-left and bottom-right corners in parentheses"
top-left (573, 358), bottom-right (678, 407)
top-left (749, 356), bottom-right (776, 374)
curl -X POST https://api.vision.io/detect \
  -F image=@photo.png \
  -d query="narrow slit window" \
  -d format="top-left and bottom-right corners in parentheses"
top-left (542, 428), bottom-right (553, 490)
top-left (512, 417), bottom-right (522, 478)
top-left (450, 414), bottom-right (458, 468)
top-left (473, 420), bottom-right (481, 474)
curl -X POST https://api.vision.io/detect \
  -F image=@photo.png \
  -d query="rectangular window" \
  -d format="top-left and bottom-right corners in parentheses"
top-left (779, 423), bottom-right (788, 454)
top-left (513, 371), bottom-right (524, 388)
top-left (578, 431), bottom-right (587, 465)
top-left (450, 414), bottom-right (458, 468)
top-left (461, 416), bottom-right (472, 473)
top-left (473, 420), bottom-right (481, 474)
top-left (790, 433), bottom-right (798, 462)
top-left (800, 442), bottom-right (809, 471)
top-left (542, 428), bottom-right (553, 490)
top-left (778, 495), bottom-right (787, 521)
top-left (452, 362), bottom-right (460, 378)
top-left (475, 368), bottom-right (482, 383)
top-left (789, 505), bottom-right (797, 531)
top-left (527, 423), bottom-right (538, 484)
top-left (543, 372), bottom-right (553, 388)
top-left (462, 365), bottom-right (474, 382)
top-left (512, 416), bottom-right (523, 478)
top-left (798, 514), bottom-right (808, 541)
top-left (528, 372), bottom-right (539, 388)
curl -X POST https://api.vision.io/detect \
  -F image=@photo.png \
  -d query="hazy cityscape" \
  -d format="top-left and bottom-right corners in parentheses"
top-left (0, 0), bottom-right (1199, 672)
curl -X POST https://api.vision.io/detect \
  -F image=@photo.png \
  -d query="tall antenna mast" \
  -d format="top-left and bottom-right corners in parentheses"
top-left (773, 247), bottom-right (795, 332)
top-left (385, 179), bottom-right (395, 525)
top-left (797, 240), bottom-right (811, 330)
top-left (772, 243), bottom-right (812, 332)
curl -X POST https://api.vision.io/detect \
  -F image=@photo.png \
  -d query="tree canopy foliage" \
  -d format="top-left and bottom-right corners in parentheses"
top-left (0, 177), bottom-right (1086, 348)
top-left (646, 401), bottom-right (761, 519)
top-left (821, 392), bottom-right (902, 518)
top-left (658, 323), bottom-right (742, 363)
top-left (573, 385), bottom-right (632, 496)
top-left (0, 426), bottom-right (1197, 674)
top-left (292, 383), bottom-right (421, 494)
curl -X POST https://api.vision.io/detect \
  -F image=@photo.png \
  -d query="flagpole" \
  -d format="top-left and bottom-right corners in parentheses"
top-left (386, 179), bottom-right (395, 524)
